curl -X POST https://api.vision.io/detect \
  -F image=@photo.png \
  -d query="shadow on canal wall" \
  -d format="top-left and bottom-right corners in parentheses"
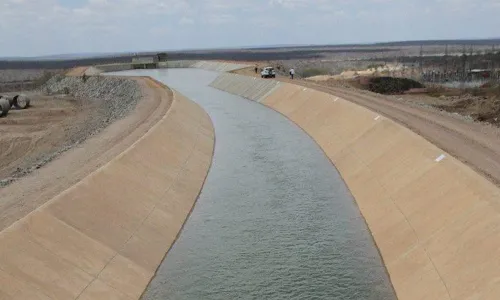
top-left (211, 72), bottom-right (500, 300)
top-left (0, 78), bottom-right (214, 299)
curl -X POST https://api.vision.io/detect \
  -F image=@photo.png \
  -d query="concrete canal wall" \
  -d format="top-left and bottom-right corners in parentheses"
top-left (92, 60), bottom-right (249, 74)
top-left (210, 72), bottom-right (500, 300)
top-left (0, 78), bottom-right (214, 300)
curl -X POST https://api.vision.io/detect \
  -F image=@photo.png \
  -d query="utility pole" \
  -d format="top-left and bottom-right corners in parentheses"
top-left (461, 44), bottom-right (467, 85)
top-left (444, 44), bottom-right (449, 74)
top-left (419, 44), bottom-right (424, 79)
top-left (401, 51), bottom-right (406, 78)
top-left (393, 54), bottom-right (399, 77)
top-left (493, 45), bottom-right (498, 81)
top-left (469, 44), bottom-right (474, 72)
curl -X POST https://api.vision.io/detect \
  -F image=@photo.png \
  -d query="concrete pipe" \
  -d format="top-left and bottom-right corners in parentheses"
top-left (0, 95), bottom-right (14, 107)
top-left (0, 98), bottom-right (10, 117)
top-left (13, 94), bottom-right (30, 109)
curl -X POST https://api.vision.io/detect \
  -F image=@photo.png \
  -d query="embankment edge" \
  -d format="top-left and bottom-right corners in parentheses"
top-left (210, 73), bottom-right (500, 300)
top-left (0, 76), bottom-right (215, 300)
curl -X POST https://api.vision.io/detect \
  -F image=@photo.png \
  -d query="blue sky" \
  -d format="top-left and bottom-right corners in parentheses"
top-left (1, 0), bottom-right (499, 57)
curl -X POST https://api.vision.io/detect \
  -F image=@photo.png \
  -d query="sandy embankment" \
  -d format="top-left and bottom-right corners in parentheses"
top-left (0, 76), bottom-right (215, 300)
top-left (210, 73), bottom-right (500, 300)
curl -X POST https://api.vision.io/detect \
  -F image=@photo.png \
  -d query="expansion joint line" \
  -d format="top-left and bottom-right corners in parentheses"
top-left (75, 80), bottom-right (181, 300)
top-left (349, 148), bottom-right (453, 300)
top-left (0, 263), bottom-right (55, 300)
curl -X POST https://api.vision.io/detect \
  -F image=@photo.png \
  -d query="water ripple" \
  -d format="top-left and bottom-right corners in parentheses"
top-left (118, 69), bottom-right (396, 300)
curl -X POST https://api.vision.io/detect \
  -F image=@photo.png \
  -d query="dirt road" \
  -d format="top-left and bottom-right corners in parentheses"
top-left (233, 66), bottom-right (500, 187)
top-left (0, 77), bottom-right (172, 231)
top-left (290, 80), bottom-right (500, 186)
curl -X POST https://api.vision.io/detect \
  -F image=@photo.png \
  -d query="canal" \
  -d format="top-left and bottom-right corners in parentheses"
top-left (110, 69), bottom-right (396, 300)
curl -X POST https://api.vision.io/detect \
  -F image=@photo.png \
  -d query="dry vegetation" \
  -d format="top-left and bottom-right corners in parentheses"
top-left (0, 69), bottom-right (65, 92)
top-left (423, 85), bottom-right (500, 125)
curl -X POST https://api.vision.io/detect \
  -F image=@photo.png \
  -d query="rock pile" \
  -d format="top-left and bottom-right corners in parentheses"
top-left (0, 75), bottom-right (142, 187)
top-left (42, 75), bottom-right (141, 138)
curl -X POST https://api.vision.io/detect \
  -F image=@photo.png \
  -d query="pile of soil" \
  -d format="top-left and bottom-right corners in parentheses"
top-left (435, 95), bottom-right (500, 125)
top-left (366, 77), bottom-right (424, 94)
top-left (307, 76), bottom-right (425, 95)
top-left (421, 84), bottom-right (500, 125)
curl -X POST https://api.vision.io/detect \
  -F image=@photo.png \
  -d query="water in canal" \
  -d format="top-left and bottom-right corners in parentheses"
top-left (111, 69), bottom-right (396, 300)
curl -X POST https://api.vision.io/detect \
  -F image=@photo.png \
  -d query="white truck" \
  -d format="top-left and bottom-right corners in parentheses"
top-left (261, 67), bottom-right (276, 78)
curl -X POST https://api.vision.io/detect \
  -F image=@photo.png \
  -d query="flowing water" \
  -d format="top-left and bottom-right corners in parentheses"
top-left (111, 69), bottom-right (396, 300)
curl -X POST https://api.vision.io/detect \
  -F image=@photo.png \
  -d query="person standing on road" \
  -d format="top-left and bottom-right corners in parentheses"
top-left (255, 64), bottom-right (258, 74)
top-left (289, 68), bottom-right (295, 79)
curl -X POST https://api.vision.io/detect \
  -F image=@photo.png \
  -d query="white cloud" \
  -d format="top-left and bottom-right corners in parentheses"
top-left (205, 13), bottom-right (236, 25)
top-left (269, 0), bottom-right (309, 9)
top-left (179, 17), bottom-right (195, 25)
top-left (0, 0), bottom-right (500, 57)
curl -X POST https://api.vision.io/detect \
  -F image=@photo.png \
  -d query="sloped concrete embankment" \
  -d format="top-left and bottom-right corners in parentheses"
top-left (209, 72), bottom-right (281, 101)
top-left (191, 61), bottom-right (250, 72)
top-left (210, 73), bottom-right (500, 300)
top-left (86, 61), bottom-right (248, 75)
top-left (93, 63), bottom-right (134, 73)
top-left (0, 79), bottom-right (215, 300)
top-left (160, 61), bottom-right (250, 72)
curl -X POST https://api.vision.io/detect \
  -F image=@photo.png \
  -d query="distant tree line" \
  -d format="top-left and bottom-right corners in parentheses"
top-left (0, 48), bottom-right (394, 70)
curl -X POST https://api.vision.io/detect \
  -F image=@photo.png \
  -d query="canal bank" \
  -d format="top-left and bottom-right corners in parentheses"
top-left (111, 69), bottom-right (396, 300)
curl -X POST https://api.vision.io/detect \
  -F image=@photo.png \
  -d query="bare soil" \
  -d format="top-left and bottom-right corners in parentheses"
top-left (0, 93), bottom-right (94, 182)
top-left (300, 74), bottom-right (500, 126)
top-left (66, 67), bottom-right (88, 76)
top-left (0, 77), bottom-right (172, 231)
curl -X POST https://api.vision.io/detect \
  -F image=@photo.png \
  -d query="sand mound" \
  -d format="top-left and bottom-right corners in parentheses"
top-left (84, 66), bottom-right (104, 76)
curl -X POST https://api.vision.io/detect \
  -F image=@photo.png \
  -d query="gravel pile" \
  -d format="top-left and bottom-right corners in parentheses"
top-left (42, 75), bottom-right (141, 140)
top-left (0, 75), bottom-right (141, 187)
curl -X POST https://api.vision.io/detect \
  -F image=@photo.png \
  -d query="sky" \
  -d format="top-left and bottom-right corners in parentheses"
top-left (1, 0), bottom-right (500, 57)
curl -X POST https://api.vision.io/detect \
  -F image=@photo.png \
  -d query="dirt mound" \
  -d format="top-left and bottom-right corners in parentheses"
top-left (436, 95), bottom-right (500, 125)
top-left (420, 85), bottom-right (500, 125)
top-left (305, 76), bottom-right (425, 95)
top-left (367, 77), bottom-right (425, 94)
top-left (66, 67), bottom-right (88, 76)
top-left (84, 66), bottom-right (103, 75)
